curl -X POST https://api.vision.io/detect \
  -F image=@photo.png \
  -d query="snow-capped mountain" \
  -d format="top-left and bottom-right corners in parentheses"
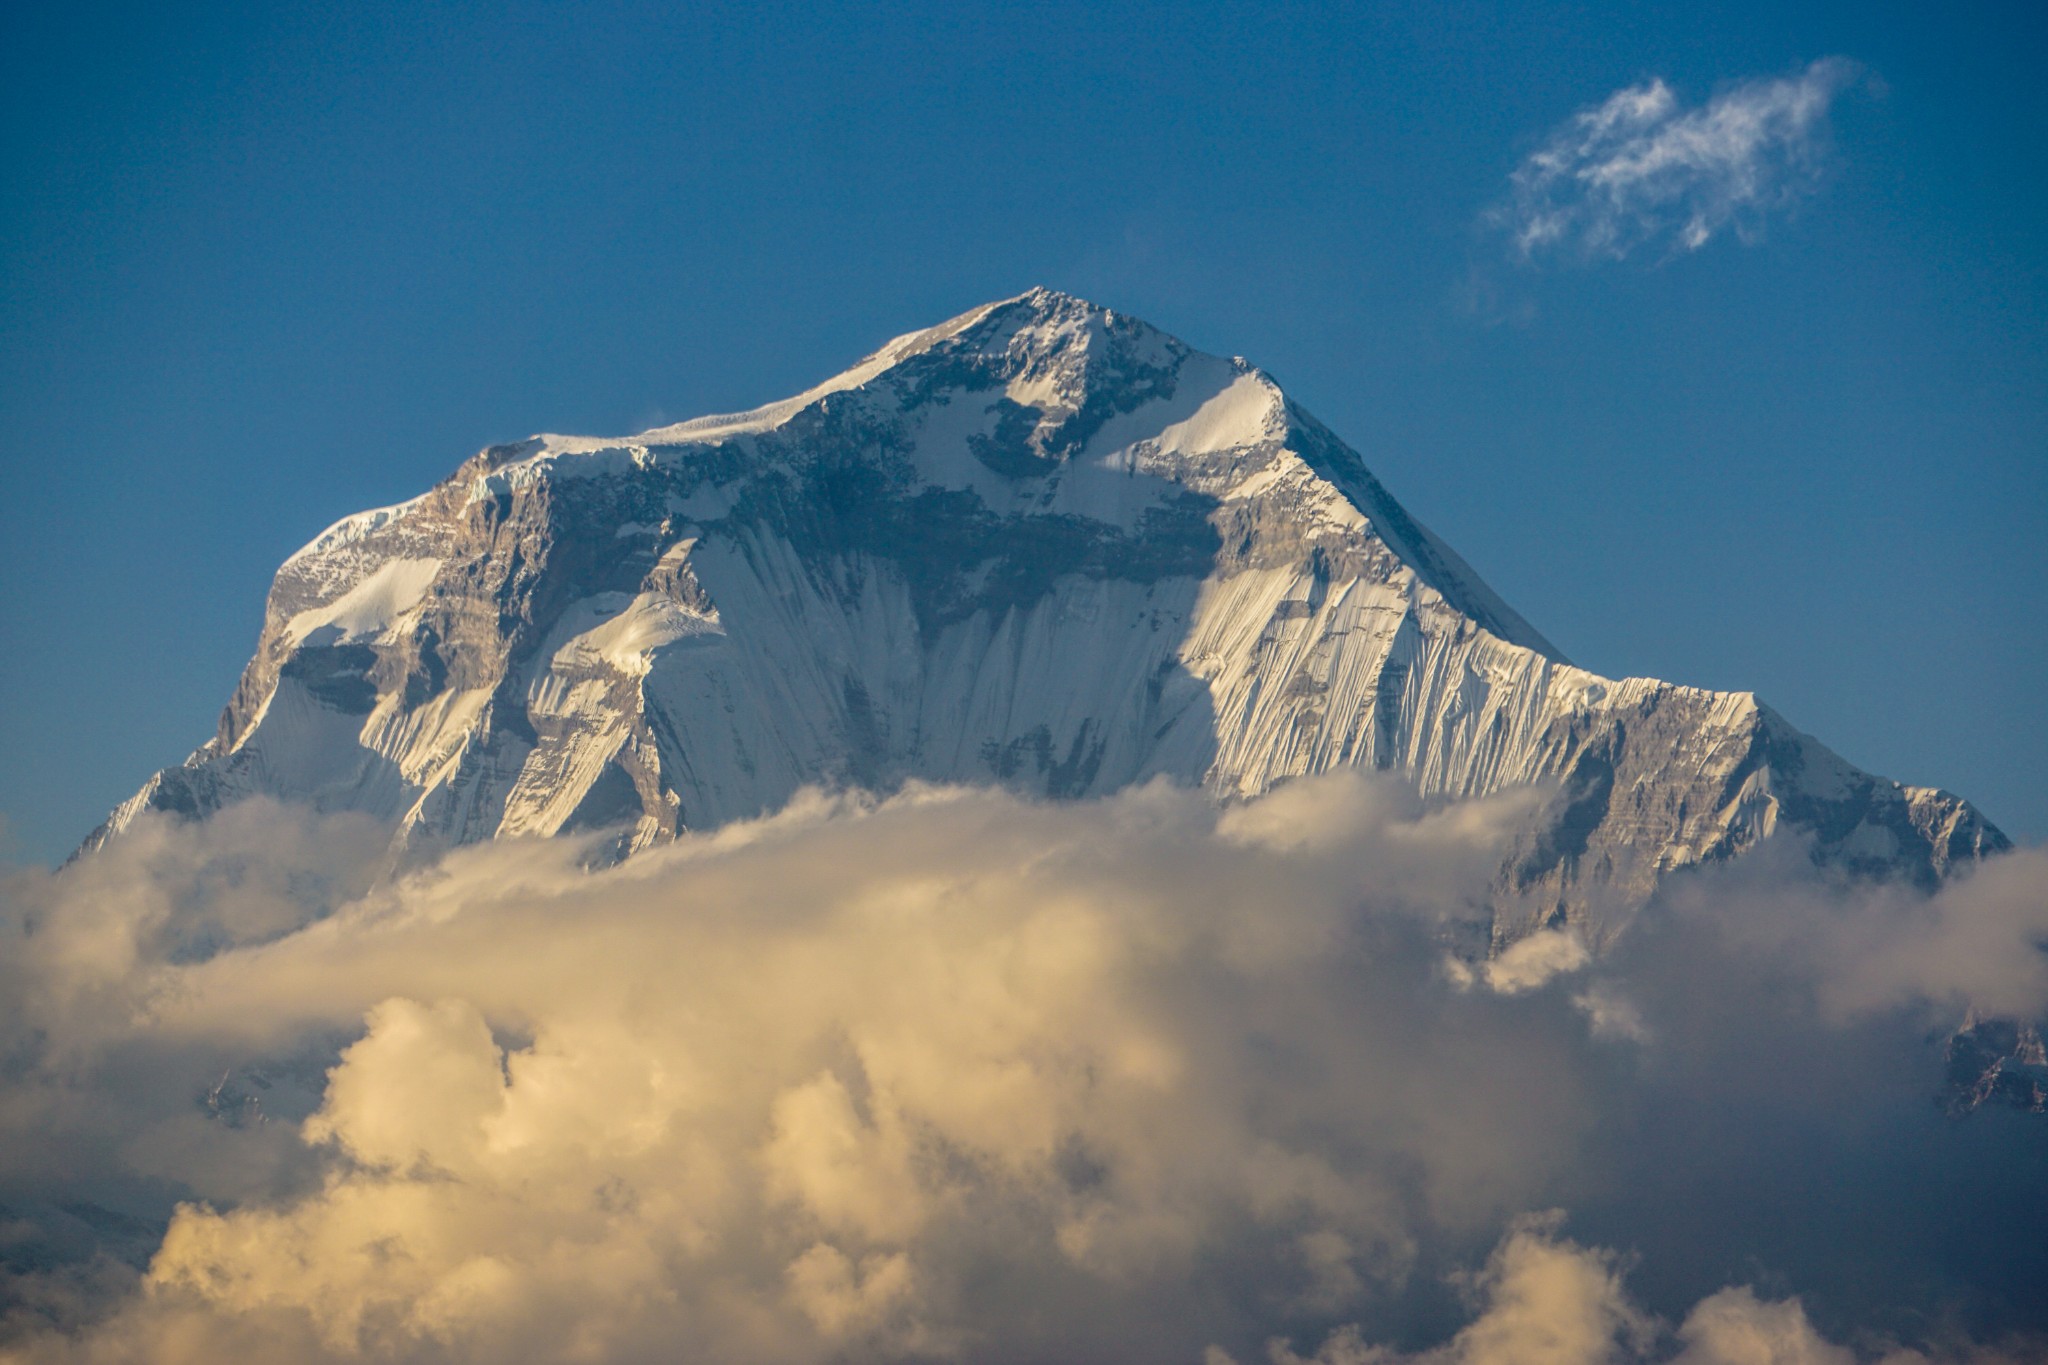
top-left (88, 289), bottom-right (2006, 938)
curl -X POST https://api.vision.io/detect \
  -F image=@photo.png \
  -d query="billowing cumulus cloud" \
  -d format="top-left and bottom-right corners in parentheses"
top-left (0, 774), bottom-right (2042, 1363)
top-left (1224, 1218), bottom-right (2035, 1365)
top-left (1492, 58), bottom-right (1862, 265)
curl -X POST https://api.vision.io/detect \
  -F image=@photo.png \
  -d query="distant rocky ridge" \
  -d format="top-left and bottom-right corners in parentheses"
top-left (1944, 1016), bottom-right (2048, 1117)
top-left (87, 288), bottom-right (2007, 946)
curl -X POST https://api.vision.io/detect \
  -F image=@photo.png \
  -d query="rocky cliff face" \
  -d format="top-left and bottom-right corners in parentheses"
top-left (88, 289), bottom-right (2006, 940)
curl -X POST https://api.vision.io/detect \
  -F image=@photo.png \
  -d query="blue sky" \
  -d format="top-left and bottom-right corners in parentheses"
top-left (2, 0), bottom-right (2042, 860)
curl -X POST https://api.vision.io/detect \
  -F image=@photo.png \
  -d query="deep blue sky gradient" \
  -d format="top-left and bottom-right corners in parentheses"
top-left (3, 0), bottom-right (2043, 859)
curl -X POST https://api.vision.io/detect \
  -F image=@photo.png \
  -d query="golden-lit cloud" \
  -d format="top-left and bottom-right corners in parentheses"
top-left (0, 776), bottom-right (2042, 1362)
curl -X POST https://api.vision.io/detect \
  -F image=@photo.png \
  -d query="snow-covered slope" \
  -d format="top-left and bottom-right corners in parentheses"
top-left (88, 289), bottom-right (2006, 938)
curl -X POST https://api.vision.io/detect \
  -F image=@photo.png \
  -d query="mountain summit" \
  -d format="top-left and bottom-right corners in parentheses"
top-left (89, 289), bottom-right (2005, 936)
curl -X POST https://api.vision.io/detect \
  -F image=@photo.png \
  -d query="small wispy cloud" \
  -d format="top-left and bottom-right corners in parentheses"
top-left (1492, 58), bottom-right (1863, 266)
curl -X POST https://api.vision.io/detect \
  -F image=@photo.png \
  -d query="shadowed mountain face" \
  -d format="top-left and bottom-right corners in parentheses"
top-left (88, 289), bottom-right (2005, 939)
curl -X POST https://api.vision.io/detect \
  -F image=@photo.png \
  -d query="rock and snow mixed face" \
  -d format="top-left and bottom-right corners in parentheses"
top-left (87, 288), bottom-right (2006, 937)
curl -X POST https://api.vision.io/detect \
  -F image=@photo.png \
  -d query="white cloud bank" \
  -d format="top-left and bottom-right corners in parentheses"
top-left (0, 775), bottom-right (2042, 1363)
top-left (1493, 59), bottom-right (1863, 264)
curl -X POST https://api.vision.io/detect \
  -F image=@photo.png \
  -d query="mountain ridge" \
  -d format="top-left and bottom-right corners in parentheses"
top-left (86, 288), bottom-right (2007, 939)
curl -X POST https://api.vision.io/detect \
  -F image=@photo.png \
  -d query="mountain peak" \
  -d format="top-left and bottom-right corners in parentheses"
top-left (532, 288), bottom-right (1178, 461)
top-left (86, 296), bottom-right (2006, 935)
top-left (990, 283), bottom-right (1130, 325)
top-left (504, 292), bottom-right (1556, 651)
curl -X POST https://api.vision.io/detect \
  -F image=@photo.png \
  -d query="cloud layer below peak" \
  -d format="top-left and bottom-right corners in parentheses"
top-left (0, 775), bottom-right (2042, 1363)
